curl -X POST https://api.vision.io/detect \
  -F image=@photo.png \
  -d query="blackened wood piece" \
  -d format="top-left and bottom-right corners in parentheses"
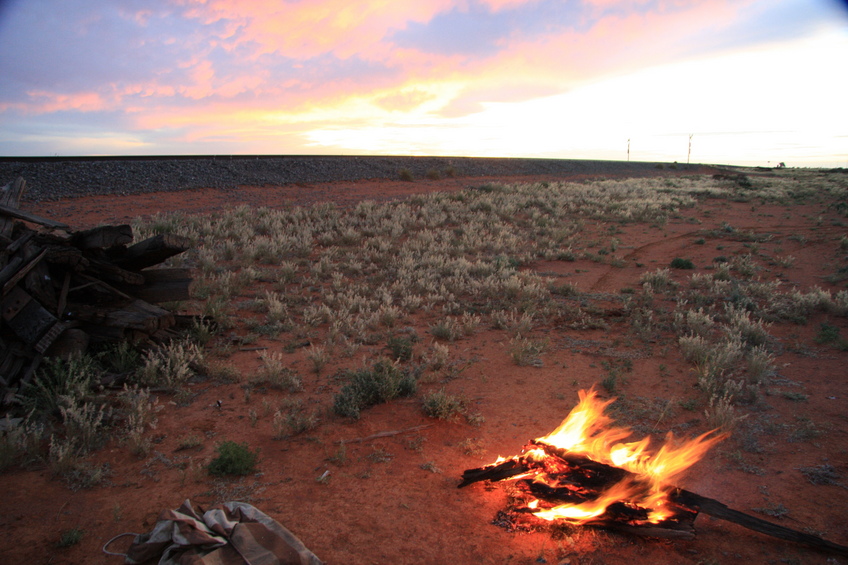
top-left (2, 247), bottom-right (48, 295)
top-left (84, 257), bottom-right (145, 285)
top-left (5, 231), bottom-right (34, 254)
top-left (0, 256), bottom-right (24, 286)
top-left (585, 521), bottom-right (695, 540)
top-left (458, 458), bottom-right (530, 488)
top-left (115, 233), bottom-right (190, 271)
top-left (672, 489), bottom-right (848, 557)
top-left (72, 224), bottom-right (133, 249)
top-left (44, 245), bottom-right (86, 268)
top-left (70, 299), bottom-right (174, 332)
top-left (524, 480), bottom-right (594, 504)
top-left (0, 203), bottom-right (69, 230)
top-left (128, 268), bottom-right (192, 303)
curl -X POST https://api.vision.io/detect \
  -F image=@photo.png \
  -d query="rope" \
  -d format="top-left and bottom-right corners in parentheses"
top-left (102, 532), bottom-right (140, 558)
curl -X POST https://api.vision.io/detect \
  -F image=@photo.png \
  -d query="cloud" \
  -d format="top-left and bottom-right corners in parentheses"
top-left (389, 0), bottom-right (589, 58)
top-left (0, 0), bottom-right (844, 163)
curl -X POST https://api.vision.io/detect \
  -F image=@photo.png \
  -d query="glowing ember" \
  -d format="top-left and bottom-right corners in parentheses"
top-left (471, 388), bottom-right (727, 527)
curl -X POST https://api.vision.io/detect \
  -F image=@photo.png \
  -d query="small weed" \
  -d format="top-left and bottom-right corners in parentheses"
top-left (814, 322), bottom-right (841, 345)
top-left (753, 503), bottom-right (789, 518)
top-left (255, 352), bottom-right (302, 392)
top-left (57, 528), bottom-right (84, 548)
top-left (421, 389), bottom-right (466, 421)
top-left (670, 257), bottom-right (695, 269)
top-left (332, 360), bottom-right (416, 419)
top-left (430, 318), bottom-right (461, 342)
top-left (207, 441), bottom-right (259, 476)
top-left (798, 464), bottom-right (841, 485)
top-left (789, 417), bottom-right (823, 443)
top-left (679, 398), bottom-right (699, 411)
top-left (367, 447), bottom-right (393, 463)
top-left (398, 168), bottom-right (414, 181)
top-left (272, 403), bottom-right (319, 439)
top-left (420, 461), bottom-right (442, 473)
top-left (457, 437), bottom-right (485, 457)
top-left (327, 443), bottom-right (347, 466)
top-left (509, 337), bottom-right (546, 367)
top-left (175, 434), bottom-right (203, 452)
top-left (305, 345), bottom-right (331, 376)
top-left (387, 336), bottom-right (415, 362)
top-left (426, 169), bottom-right (441, 180)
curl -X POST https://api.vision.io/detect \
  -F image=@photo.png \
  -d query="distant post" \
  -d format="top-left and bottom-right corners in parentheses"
top-left (627, 138), bottom-right (630, 162)
top-left (687, 134), bottom-right (693, 165)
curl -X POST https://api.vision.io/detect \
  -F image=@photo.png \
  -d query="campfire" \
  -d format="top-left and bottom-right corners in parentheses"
top-left (460, 388), bottom-right (848, 556)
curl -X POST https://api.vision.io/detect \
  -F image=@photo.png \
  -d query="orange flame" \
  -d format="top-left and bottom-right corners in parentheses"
top-left (512, 388), bottom-right (726, 524)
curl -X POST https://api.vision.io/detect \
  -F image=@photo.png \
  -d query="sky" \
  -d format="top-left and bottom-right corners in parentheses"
top-left (0, 0), bottom-right (846, 166)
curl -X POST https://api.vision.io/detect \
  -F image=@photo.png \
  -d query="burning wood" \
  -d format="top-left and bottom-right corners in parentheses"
top-left (460, 388), bottom-right (848, 557)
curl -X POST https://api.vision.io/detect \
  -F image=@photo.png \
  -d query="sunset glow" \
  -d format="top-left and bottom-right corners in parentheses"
top-left (1, 0), bottom-right (846, 165)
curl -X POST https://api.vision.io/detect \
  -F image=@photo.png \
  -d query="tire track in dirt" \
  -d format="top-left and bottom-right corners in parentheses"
top-left (589, 223), bottom-right (846, 293)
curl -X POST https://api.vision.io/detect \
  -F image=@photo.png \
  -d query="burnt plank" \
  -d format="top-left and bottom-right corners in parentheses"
top-left (0, 203), bottom-right (69, 230)
top-left (72, 224), bottom-right (133, 250)
top-left (2, 247), bottom-right (48, 295)
top-left (116, 233), bottom-right (190, 271)
top-left (132, 268), bottom-right (192, 303)
top-left (458, 458), bottom-right (531, 488)
top-left (672, 489), bottom-right (848, 557)
top-left (5, 231), bottom-right (35, 254)
top-left (84, 257), bottom-right (145, 285)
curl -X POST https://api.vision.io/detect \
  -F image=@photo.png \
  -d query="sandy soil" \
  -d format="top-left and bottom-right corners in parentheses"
top-left (3, 168), bottom-right (847, 565)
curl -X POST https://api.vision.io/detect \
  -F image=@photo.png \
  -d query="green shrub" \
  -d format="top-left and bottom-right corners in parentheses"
top-left (670, 257), bottom-right (695, 269)
top-left (421, 389), bottom-right (466, 420)
top-left (426, 169), bottom-right (441, 180)
top-left (207, 441), bottom-right (259, 476)
top-left (57, 528), bottom-right (84, 548)
top-left (398, 168), bottom-right (414, 181)
top-left (815, 322), bottom-right (841, 344)
top-left (332, 360), bottom-right (416, 419)
top-left (387, 336), bottom-right (415, 362)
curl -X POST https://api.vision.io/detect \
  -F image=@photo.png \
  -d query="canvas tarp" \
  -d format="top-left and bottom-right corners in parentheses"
top-left (123, 499), bottom-right (323, 565)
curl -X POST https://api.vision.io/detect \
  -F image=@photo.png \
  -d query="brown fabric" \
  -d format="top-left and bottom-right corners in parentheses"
top-left (125, 500), bottom-right (323, 565)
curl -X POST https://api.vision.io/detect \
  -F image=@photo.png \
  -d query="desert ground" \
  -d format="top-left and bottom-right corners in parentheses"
top-left (2, 164), bottom-right (847, 564)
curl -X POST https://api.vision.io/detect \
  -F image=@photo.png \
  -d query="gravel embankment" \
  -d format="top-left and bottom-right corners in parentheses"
top-left (0, 155), bottom-right (675, 202)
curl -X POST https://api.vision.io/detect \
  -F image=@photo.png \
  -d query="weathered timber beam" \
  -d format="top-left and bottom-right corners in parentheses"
top-left (672, 488), bottom-right (848, 557)
top-left (72, 224), bottom-right (133, 249)
top-left (116, 233), bottom-right (190, 271)
top-left (126, 268), bottom-right (192, 303)
top-left (0, 177), bottom-right (26, 208)
top-left (2, 248), bottom-right (48, 295)
top-left (0, 203), bottom-right (69, 230)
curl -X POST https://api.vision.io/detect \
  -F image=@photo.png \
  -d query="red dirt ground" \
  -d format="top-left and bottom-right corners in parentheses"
top-left (3, 168), bottom-right (847, 565)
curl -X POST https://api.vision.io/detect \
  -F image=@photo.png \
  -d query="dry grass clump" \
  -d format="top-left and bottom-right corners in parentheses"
top-left (253, 352), bottom-right (303, 392)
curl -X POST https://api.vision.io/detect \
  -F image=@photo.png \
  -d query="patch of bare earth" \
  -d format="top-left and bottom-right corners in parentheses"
top-left (3, 168), bottom-right (847, 565)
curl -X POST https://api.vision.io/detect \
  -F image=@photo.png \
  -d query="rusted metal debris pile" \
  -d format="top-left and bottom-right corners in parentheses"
top-left (0, 177), bottom-right (192, 402)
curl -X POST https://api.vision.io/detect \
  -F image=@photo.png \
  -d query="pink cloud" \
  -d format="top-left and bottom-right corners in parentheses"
top-left (12, 90), bottom-right (108, 115)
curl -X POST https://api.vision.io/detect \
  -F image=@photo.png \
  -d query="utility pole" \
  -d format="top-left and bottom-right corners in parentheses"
top-left (687, 134), bottom-right (693, 165)
top-left (627, 138), bottom-right (630, 162)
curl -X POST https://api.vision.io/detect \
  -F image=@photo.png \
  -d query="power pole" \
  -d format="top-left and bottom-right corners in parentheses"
top-left (627, 138), bottom-right (630, 162)
top-left (687, 134), bottom-right (693, 165)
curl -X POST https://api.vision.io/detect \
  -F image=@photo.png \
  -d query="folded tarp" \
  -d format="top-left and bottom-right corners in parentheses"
top-left (123, 499), bottom-right (323, 565)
